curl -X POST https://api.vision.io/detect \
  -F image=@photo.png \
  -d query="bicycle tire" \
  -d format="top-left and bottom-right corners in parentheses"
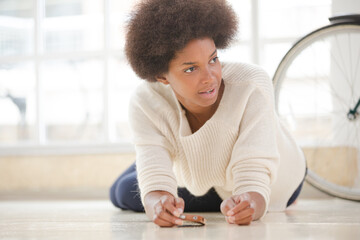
top-left (273, 21), bottom-right (360, 200)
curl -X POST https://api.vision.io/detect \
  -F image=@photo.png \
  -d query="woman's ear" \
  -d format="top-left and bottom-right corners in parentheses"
top-left (156, 75), bottom-right (169, 85)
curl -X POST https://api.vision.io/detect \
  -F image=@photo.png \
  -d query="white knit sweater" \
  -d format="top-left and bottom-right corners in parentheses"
top-left (129, 62), bottom-right (306, 214)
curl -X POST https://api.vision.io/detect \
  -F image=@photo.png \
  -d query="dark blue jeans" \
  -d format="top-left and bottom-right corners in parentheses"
top-left (110, 163), bottom-right (305, 212)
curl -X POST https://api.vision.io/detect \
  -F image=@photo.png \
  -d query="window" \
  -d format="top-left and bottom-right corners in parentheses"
top-left (0, 0), bottom-right (331, 155)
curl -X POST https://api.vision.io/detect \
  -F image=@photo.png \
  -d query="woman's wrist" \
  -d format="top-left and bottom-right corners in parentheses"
top-left (247, 192), bottom-right (266, 220)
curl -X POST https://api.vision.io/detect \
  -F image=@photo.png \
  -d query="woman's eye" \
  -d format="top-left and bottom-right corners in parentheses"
top-left (210, 56), bottom-right (219, 64)
top-left (184, 67), bottom-right (195, 73)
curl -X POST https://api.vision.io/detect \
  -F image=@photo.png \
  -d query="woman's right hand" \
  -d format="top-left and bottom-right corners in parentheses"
top-left (144, 191), bottom-right (185, 227)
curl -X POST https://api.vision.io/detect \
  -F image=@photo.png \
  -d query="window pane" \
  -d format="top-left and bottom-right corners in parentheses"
top-left (108, 57), bottom-right (141, 142)
top-left (109, 1), bottom-right (135, 50)
top-left (0, 62), bottom-right (36, 144)
top-left (0, 0), bottom-right (34, 56)
top-left (259, 0), bottom-right (331, 39)
top-left (262, 42), bottom-right (292, 78)
top-left (229, 0), bottom-right (251, 41)
top-left (219, 44), bottom-right (252, 63)
top-left (41, 58), bottom-right (103, 143)
top-left (43, 0), bottom-right (103, 53)
top-left (259, 0), bottom-right (332, 77)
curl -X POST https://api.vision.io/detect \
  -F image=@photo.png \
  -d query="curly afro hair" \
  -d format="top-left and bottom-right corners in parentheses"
top-left (125, 0), bottom-right (238, 82)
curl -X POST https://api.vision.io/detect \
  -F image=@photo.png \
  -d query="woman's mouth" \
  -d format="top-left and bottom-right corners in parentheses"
top-left (200, 89), bottom-right (215, 94)
top-left (199, 88), bottom-right (217, 99)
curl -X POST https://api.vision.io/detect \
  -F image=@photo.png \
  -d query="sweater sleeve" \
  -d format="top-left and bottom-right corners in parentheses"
top-left (135, 145), bottom-right (178, 204)
top-left (128, 92), bottom-right (178, 204)
top-left (229, 74), bottom-right (280, 218)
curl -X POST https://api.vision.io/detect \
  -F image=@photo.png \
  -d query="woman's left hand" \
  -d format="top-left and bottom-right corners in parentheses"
top-left (220, 192), bottom-right (265, 225)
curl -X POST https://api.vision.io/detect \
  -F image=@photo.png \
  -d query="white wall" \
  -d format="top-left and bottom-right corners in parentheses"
top-left (332, 0), bottom-right (360, 15)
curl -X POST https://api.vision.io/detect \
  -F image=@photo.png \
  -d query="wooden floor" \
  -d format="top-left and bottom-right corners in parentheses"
top-left (0, 197), bottom-right (360, 240)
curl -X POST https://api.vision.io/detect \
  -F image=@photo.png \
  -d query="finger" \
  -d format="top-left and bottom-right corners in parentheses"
top-left (235, 215), bottom-right (253, 225)
top-left (237, 192), bottom-right (251, 203)
top-left (231, 192), bottom-right (251, 204)
top-left (154, 202), bottom-right (183, 226)
top-left (232, 207), bottom-right (254, 222)
top-left (227, 200), bottom-right (250, 216)
top-left (174, 197), bottom-right (185, 215)
top-left (153, 203), bottom-right (174, 227)
top-left (156, 209), bottom-right (183, 226)
top-left (153, 214), bottom-right (175, 227)
top-left (227, 210), bottom-right (254, 225)
top-left (161, 197), bottom-right (182, 218)
top-left (220, 198), bottom-right (236, 216)
top-left (225, 216), bottom-right (234, 224)
top-left (226, 208), bottom-right (255, 224)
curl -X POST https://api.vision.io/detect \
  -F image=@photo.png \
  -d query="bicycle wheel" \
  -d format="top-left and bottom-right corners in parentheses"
top-left (273, 22), bottom-right (360, 200)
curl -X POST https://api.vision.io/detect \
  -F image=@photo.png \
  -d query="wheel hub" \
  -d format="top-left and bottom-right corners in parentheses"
top-left (347, 98), bottom-right (360, 121)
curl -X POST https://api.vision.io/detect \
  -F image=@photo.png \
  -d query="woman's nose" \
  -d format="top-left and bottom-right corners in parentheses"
top-left (201, 67), bottom-right (214, 84)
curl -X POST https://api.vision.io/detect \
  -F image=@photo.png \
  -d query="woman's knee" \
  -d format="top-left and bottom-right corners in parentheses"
top-left (110, 179), bottom-right (123, 208)
top-left (111, 172), bottom-right (144, 212)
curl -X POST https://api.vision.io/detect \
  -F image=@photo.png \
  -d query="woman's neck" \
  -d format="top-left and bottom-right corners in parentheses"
top-left (184, 81), bottom-right (225, 133)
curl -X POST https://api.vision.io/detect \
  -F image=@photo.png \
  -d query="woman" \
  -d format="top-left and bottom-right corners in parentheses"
top-left (110, 0), bottom-right (307, 227)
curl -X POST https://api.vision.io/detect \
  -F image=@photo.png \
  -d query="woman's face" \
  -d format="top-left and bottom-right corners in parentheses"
top-left (156, 37), bottom-right (222, 114)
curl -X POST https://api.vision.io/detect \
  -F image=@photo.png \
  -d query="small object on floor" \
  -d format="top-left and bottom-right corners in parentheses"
top-left (178, 214), bottom-right (206, 227)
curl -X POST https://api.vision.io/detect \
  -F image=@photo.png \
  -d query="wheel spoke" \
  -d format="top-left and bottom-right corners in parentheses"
top-left (334, 34), bottom-right (353, 92)
top-left (305, 39), bottom-right (351, 110)
top-left (353, 42), bottom-right (360, 91)
top-left (348, 33), bottom-right (354, 86)
top-left (347, 33), bottom-right (358, 105)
